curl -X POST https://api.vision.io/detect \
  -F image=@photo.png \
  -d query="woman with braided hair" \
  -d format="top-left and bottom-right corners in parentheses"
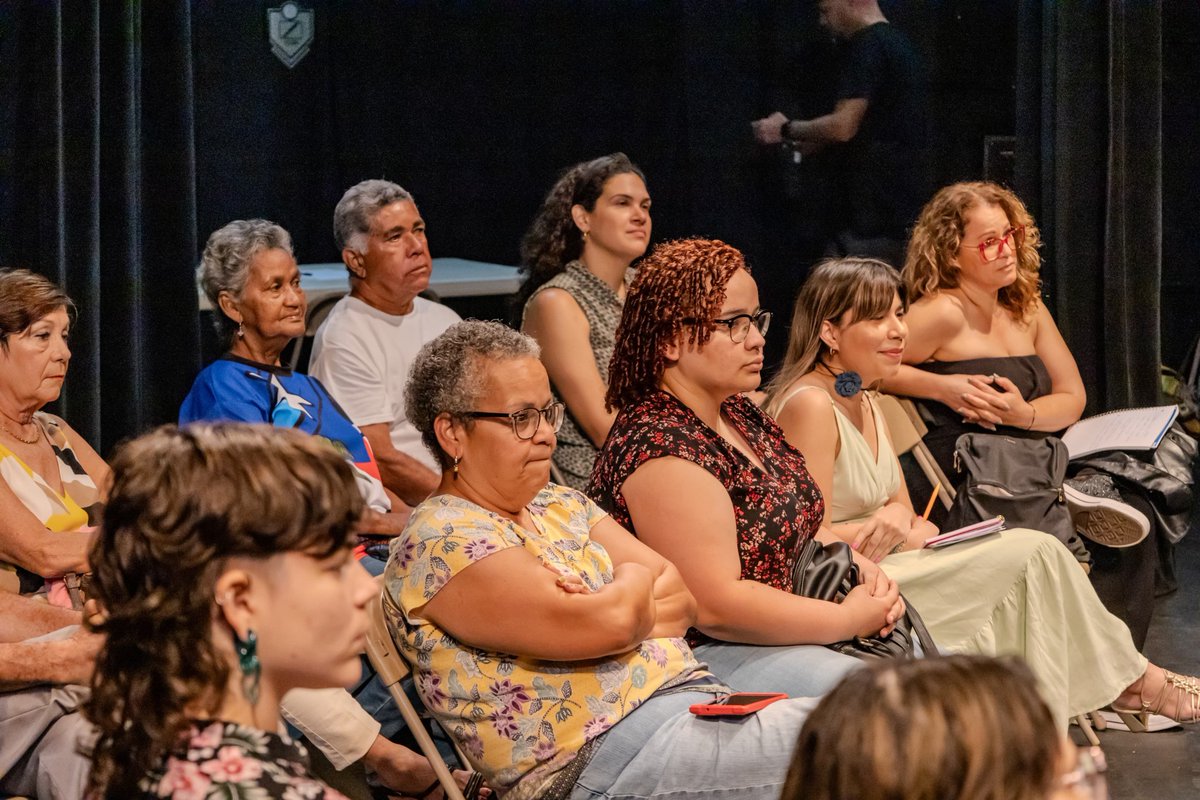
top-left (518, 153), bottom-right (651, 489)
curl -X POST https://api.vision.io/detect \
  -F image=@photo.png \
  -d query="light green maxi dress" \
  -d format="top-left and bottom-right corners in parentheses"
top-left (785, 386), bottom-right (1147, 726)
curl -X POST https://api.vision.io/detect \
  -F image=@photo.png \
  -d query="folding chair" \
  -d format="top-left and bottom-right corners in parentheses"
top-left (875, 394), bottom-right (955, 511)
top-left (282, 295), bottom-right (343, 373)
top-left (364, 592), bottom-right (479, 800)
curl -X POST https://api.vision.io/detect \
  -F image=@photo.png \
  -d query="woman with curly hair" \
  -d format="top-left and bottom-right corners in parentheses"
top-left (84, 423), bottom-right (377, 799)
top-left (518, 153), bottom-right (650, 489)
top-left (588, 238), bottom-right (871, 699)
top-left (890, 181), bottom-right (1164, 646)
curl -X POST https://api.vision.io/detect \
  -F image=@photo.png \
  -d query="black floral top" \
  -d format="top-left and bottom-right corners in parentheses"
top-left (587, 391), bottom-right (825, 645)
top-left (141, 720), bottom-right (348, 799)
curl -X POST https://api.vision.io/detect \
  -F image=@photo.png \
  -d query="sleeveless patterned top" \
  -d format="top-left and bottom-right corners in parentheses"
top-left (0, 412), bottom-right (102, 593)
top-left (588, 391), bottom-right (826, 646)
top-left (523, 261), bottom-right (631, 490)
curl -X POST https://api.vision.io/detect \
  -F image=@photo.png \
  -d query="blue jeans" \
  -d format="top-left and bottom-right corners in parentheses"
top-left (693, 640), bottom-right (861, 697)
top-left (570, 686), bottom-right (818, 799)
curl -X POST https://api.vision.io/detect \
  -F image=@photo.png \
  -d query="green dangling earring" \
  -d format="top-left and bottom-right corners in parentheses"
top-left (233, 629), bottom-right (261, 706)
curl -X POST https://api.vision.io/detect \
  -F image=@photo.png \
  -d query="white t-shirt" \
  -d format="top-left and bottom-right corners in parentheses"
top-left (309, 294), bottom-right (460, 472)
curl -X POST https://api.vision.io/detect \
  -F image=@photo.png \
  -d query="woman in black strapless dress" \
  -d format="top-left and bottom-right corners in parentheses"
top-left (887, 181), bottom-right (1170, 650)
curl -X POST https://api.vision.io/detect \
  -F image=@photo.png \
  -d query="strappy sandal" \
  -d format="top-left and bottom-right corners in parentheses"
top-left (1112, 669), bottom-right (1200, 731)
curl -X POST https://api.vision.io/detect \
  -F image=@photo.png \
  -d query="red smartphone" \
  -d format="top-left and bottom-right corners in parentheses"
top-left (689, 692), bottom-right (788, 716)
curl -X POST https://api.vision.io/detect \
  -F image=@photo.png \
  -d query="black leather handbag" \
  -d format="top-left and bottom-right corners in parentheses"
top-left (791, 538), bottom-right (938, 659)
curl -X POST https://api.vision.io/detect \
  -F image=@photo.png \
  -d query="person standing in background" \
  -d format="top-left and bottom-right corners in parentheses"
top-left (752, 0), bottom-right (929, 268)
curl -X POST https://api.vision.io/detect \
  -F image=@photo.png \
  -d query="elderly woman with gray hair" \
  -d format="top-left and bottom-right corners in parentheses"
top-left (179, 220), bottom-right (487, 799)
top-left (181, 219), bottom-right (400, 533)
top-left (384, 319), bottom-right (819, 800)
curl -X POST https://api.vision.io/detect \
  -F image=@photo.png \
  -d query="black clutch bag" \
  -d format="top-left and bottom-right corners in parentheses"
top-left (791, 538), bottom-right (938, 660)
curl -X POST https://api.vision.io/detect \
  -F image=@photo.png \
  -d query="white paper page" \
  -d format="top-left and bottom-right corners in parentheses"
top-left (1061, 405), bottom-right (1178, 459)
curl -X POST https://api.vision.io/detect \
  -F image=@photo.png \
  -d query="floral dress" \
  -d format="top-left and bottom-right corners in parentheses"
top-left (143, 720), bottom-right (347, 799)
top-left (385, 484), bottom-right (707, 799)
top-left (587, 391), bottom-right (825, 645)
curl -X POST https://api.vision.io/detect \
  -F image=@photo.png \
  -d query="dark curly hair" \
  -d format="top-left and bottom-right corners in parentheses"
top-left (84, 423), bottom-right (364, 799)
top-left (904, 181), bottom-right (1043, 321)
top-left (606, 238), bottom-right (748, 411)
top-left (513, 153), bottom-right (646, 314)
top-left (782, 655), bottom-right (1059, 800)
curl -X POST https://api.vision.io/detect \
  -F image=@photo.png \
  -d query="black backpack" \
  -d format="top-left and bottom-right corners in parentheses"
top-left (943, 432), bottom-right (1090, 563)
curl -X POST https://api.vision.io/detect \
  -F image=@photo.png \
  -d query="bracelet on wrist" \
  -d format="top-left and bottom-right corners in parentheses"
top-left (1025, 404), bottom-right (1037, 430)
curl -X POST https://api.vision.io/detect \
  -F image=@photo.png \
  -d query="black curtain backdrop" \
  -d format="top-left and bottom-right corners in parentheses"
top-left (2, 1), bottom-right (1186, 451)
top-left (1015, 0), bottom-right (1164, 413)
top-left (0, 1), bottom-right (199, 454)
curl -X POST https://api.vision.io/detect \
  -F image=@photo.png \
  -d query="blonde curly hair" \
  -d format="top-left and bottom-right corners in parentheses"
top-left (903, 182), bottom-right (1042, 321)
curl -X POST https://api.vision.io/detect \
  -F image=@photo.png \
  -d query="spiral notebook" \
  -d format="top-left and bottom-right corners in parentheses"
top-left (1059, 405), bottom-right (1178, 459)
top-left (923, 516), bottom-right (1006, 549)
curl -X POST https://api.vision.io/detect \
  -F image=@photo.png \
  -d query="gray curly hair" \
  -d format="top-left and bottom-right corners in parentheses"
top-left (334, 179), bottom-right (414, 254)
top-left (406, 320), bottom-right (541, 470)
top-left (197, 219), bottom-right (293, 345)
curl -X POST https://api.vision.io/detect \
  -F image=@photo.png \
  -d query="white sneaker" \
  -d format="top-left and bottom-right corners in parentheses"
top-left (1063, 476), bottom-right (1150, 548)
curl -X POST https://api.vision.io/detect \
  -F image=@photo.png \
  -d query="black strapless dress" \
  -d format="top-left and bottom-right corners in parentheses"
top-left (915, 354), bottom-right (1054, 475)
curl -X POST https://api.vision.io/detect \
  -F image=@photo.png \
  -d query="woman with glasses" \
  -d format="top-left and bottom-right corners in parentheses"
top-left (587, 238), bottom-right (872, 700)
top-left (385, 319), bottom-right (823, 799)
top-left (781, 655), bottom-right (1109, 800)
top-left (518, 153), bottom-right (651, 489)
top-left (890, 182), bottom-right (1165, 647)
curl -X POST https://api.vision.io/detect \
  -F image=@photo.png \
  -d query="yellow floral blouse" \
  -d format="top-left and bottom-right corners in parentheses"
top-left (384, 485), bottom-right (705, 798)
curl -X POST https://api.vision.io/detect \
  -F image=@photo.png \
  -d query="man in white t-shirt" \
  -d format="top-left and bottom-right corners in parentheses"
top-left (310, 179), bottom-right (460, 505)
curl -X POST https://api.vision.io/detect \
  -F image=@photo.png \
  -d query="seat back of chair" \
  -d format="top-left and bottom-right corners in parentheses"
top-left (365, 590), bottom-right (411, 689)
top-left (876, 394), bottom-right (924, 453)
top-left (877, 394), bottom-right (956, 509)
top-left (364, 592), bottom-right (472, 800)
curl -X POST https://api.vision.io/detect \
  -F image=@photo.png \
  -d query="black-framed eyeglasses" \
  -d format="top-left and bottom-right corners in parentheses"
top-left (462, 402), bottom-right (565, 440)
top-left (967, 225), bottom-right (1025, 263)
top-left (685, 310), bottom-right (772, 343)
top-left (1058, 745), bottom-right (1108, 800)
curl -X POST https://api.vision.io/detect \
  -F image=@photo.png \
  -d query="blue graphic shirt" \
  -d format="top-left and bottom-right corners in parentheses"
top-left (179, 355), bottom-right (390, 511)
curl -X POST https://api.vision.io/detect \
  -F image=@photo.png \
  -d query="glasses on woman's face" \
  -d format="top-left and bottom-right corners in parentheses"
top-left (685, 310), bottom-right (772, 343)
top-left (1058, 745), bottom-right (1108, 800)
top-left (462, 402), bottom-right (565, 441)
top-left (967, 225), bottom-right (1025, 263)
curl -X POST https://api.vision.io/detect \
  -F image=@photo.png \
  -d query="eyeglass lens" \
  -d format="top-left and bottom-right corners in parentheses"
top-left (1060, 746), bottom-right (1108, 800)
top-left (513, 403), bottom-right (565, 439)
top-left (731, 312), bottom-right (772, 343)
top-left (981, 227), bottom-right (1024, 262)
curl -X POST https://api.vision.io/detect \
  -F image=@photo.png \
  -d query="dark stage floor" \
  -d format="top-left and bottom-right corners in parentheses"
top-left (1084, 529), bottom-right (1200, 799)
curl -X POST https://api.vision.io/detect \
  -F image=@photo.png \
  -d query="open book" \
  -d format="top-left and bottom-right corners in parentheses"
top-left (923, 516), bottom-right (1006, 549)
top-left (1060, 405), bottom-right (1178, 459)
